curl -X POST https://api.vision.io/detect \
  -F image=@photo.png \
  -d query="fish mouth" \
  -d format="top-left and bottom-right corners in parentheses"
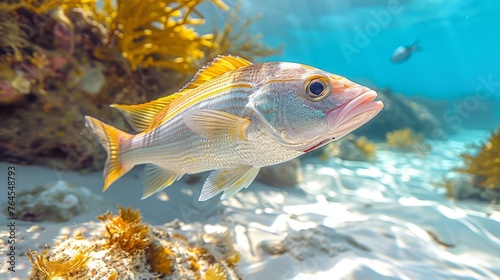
top-left (326, 90), bottom-right (384, 138)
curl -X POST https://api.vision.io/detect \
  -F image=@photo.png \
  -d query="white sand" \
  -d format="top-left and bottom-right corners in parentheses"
top-left (1, 129), bottom-right (499, 279)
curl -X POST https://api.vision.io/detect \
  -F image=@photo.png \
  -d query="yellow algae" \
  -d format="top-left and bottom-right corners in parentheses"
top-left (321, 135), bottom-right (377, 162)
top-left (26, 248), bottom-right (90, 279)
top-left (386, 127), bottom-right (430, 153)
top-left (354, 136), bottom-right (377, 161)
top-left (97, 206), bottom-right (150, 253)
top-left (102, 0), bottom-right (229, 72)
top-left (208, 3), bottom-right (282, 61)
top-left (204, 263), bottom-right (227, 280)
top-left (225, 251), bottom-right (240, 267)
top-left (25, 206), bottom-right (241, 278)
top-left (455, 127), bottom-right (500, 190)
top-left (148, 243), bottom-right (175, 274)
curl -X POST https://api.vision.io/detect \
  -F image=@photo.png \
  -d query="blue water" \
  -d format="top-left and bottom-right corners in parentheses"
top-left (207, 0), bottom-right (500, 98)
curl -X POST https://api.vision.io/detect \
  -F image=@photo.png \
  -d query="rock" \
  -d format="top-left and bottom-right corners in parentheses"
top-left (260, 225), bottom-right (370, 260)
top-left (443, 174), bottom-right (500, 202)
top-left (257, 159), bottom-right (303, 187)
top-left (356, 90), bottom-right (442, 139)
top-left (322, 135), bottom-right (374, 162)
top-left (25, 207), bottom-right (242, 279)
top-left (78, 64), bottom-right (106, 95)
top-left (2, 180), bottom-right (99, 222)
top-left (444, 176), bottom-right (481, 200)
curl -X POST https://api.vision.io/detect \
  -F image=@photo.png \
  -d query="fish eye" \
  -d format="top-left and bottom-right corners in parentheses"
top-left (303, 75), bottom-right (331, 101)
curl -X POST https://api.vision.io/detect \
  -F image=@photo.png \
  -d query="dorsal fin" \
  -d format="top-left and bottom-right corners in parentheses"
top-left (181, 55), bottom-right (253, 91)
top-left (111, 92), bottom-right (184, 132)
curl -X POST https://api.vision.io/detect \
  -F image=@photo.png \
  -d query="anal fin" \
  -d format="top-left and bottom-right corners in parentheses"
top-left (142, 164), bottom-right (183, 199)
top-left (199, 166), bottom-right (260, 201)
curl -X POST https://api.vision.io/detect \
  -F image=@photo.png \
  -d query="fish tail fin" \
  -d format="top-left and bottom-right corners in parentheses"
top-left (85, 116), bottom-right (134, 191)
top-left (411, 39), bottom-right (421, 52)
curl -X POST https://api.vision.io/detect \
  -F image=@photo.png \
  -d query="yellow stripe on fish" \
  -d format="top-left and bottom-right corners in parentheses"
top-left (85, 55), bottom-right (384, 201)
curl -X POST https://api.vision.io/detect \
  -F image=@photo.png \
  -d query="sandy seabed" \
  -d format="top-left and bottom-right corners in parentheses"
top-left (1, 129), bottom-right (499, 280)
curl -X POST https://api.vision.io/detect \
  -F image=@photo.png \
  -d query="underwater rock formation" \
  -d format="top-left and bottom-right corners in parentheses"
top-left (256, 159), bottom-right (303, 187)
top-left (356, 90), bottom-right (442, 140)
top-left (0, 5), bottom-right (167, 171)
top-left (440, 175), bottom-right (500, 202)
top-left (0, 1), bottom-right (278, 171)
top-left (26, 206), bottom-right (241, 279)
top-left (321, 135), bottom-right (377, 162)
top-left (260, 225), bottom-right (370, 260)
top-left (2, 180), bottom-right (100, 222)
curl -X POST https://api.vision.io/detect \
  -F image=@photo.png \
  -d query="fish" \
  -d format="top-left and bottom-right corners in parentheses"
top-left (85, 55), bottom-right (384, 201)
top-left (391, 41), bottom-right (420, 63)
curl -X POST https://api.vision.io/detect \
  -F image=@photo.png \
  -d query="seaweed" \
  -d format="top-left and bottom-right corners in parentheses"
top-left (147, 243), bottom-right (175, 274)
top-left (225, 251), bottom-right (240, 267)
top-left (353, 136), bottom-right (377, 161)
top-left (0, 0), bottom-right (279, 171)
top-left (204, 263), bottom-right (227, 280)
top-left (386, 127), bottom-right (430, 153)
top-left (26, 248), bottom-right (90, 279)
top-left (320, 135), bottom-right (377, 162)
top-left (25, 206), bottom-right (242, 278)
top-left (100, 0), bottom-right (230, 72)
top-left (455, 127), bottom-right (500, 190)
top-left (97, 206), bottom-right (150, 254)
top-left (207, 3), bottom-right (282, 62)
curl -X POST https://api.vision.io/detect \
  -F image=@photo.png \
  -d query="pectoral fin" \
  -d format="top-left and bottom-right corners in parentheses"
top-left (142, 164), bottom-right (184, 199)
top-left (183, 109), bottom-right (251, 140)
top-left (199, 166), bottom-right (260, 201)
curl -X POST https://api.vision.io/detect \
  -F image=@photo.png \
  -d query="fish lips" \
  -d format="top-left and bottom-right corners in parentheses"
top-left (326, 90), bottom-right (384, 137)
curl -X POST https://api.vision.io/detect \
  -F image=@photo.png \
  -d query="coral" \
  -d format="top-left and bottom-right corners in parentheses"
top-left (455, 127), bottom-right (500, 190)
top-left (1, 180), bottom-right (101, 222)
top-left (386, 127), bottom-right (430, 153)
top-left (207, 3), bottom-right (282, 62)
top-left (26, 247), bottom-right (90, 279)
top-left (97, 206), bottom-right (150, 254)
top-left (100, 0), bottom-right (229, 73)
top-left (26, 207), bottom-right (242, 279)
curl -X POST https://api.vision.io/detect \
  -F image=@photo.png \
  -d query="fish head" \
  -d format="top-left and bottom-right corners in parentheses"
top-left (250, 63), bottom-right (384, 152)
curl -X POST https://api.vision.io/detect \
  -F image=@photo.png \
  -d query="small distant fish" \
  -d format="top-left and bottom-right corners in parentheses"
top-left (391, 41), bottom-right (420, 63)
top-left (85, 55), bottom-right (383, 201)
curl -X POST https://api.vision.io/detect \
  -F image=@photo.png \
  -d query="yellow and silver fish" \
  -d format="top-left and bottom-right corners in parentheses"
top-left (85, 55), bottom-right (383, 201)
